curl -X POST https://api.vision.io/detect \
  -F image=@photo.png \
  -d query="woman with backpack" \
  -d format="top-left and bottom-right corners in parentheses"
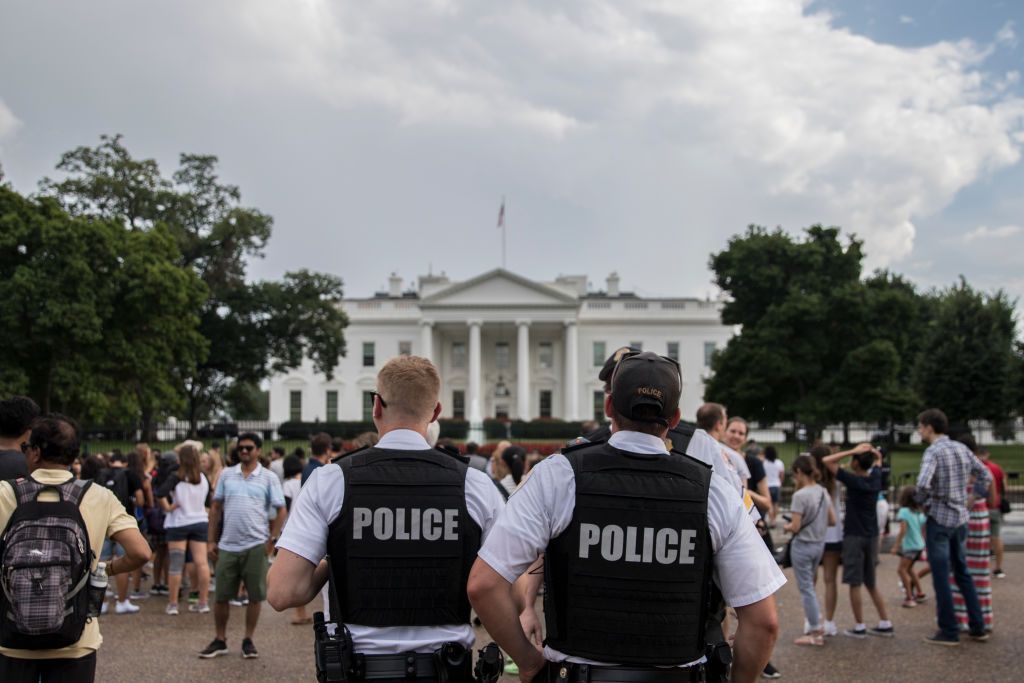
top-left (156, 444), bottom-right (212, 615)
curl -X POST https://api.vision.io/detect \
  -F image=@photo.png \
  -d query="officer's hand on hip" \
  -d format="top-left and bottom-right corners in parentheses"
top-left (520, 606), bottom-right (543, 650)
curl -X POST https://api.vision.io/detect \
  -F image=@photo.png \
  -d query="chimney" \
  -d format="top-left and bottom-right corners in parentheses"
top-left (388, 272), bottom-right (402, 298)
top-left (606, 272), bottom-right (620, 297)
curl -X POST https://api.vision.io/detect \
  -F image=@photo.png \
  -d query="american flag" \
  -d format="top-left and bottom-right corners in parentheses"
top-left (497, 199), bottom-right (505, 228)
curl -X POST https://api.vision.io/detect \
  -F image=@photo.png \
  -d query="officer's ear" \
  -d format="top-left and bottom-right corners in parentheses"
top-left (431, 402), bottom-right (442, 423)
top-left (667, 407), bottom-right (681, 430)
top-left (604, 393), bottom-right (614, 420)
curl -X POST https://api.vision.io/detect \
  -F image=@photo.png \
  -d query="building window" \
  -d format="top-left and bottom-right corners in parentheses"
top-left (592, 341), bottom-right (606, 366)
top-left (667, 341), bottom-right (679, 362)
top-left (452, 390), bottom-right (465, 419)
top-left (362, 342), bottom-right (375, 367)
top-left (495, 404), bottom-right (509, 420)
top-left (289, 391), bottom-right (302, 422)
top-left (398, 341), bottom-right (412, 356)
top-left (538, 342), bottom-right (554, 369)
top-left (593, 390), bottom-right (605, 421)
top-left (452, 342), bottom-right (467, 369)
top-left (630, 341), bottom-right (643, 351)
top-left (495, 342), bottom-right (510, 369)
top-left (704, 341), bottom-right (717, 367)
top-left (539, 390), bottom-right (552, 418)
top-left (326, 390), bottom-right (338, 422)
top-left (362, 391), bottom-right (374, 421)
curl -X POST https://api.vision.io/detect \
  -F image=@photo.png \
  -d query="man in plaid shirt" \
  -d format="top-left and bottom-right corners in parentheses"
top-left (915, 408), bottom-right (992, 646)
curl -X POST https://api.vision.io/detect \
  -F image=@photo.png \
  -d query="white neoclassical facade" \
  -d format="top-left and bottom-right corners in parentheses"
top-left (268, 269), bottom-right (733, 425)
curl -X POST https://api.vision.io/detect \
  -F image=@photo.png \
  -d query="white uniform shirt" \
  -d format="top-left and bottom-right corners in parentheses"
top-left (276, 429), bottom-right (505, 655)
top-left (686, 430), bottom-right (760, 521)
top-left (477, 430), bottom-right (786, 668)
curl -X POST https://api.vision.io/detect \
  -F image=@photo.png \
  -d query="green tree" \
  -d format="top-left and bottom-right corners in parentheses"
top-left (41, 135), bottom-right (348, 431)
top-left (222, 381), bottom-right (269, 421)
top-left (913, 279), bottom-right (1017, 425)
top-left (0, 186), bottom-right (206, 424)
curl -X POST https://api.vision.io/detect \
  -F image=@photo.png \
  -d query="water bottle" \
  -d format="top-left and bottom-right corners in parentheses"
top-left (88, 561), bottom-right (108, 618)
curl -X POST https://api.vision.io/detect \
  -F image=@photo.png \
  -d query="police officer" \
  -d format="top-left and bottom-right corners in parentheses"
top-left (268, 356), bottom-right (505, 682)
top-left (468, 352), bottom-right (784, 683)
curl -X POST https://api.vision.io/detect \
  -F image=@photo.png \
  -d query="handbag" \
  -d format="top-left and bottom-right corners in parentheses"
top-left (781, 489), bottom-right (826, 568)
top-left (999, 476), bottom-right (1011, 514)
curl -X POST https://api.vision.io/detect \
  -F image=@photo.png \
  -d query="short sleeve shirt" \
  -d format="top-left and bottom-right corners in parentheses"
top-left (477, 430), bottom-right (786, 667)
top-left (896, 507), bottom-right (926, 552)
top-left (0, 449), bottom-right (28, 480)
top-left (790, 484), bottom-right (830, 544)
top-left (836, 467), bottom-right (881, 537)
top-left (276, 429), bottom-right (505, 655)
top-left (0, 469), bottom-right (137, 660)
top-left (213, 463), bottom-right (285, 551)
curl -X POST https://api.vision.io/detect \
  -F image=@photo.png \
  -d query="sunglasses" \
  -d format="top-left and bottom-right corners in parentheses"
top-left (19, 442), bottom-right (31, 454)
top-left (371, 390), bottom-right (388, 408)
top-left (238, 445), bottom-right (257, 452)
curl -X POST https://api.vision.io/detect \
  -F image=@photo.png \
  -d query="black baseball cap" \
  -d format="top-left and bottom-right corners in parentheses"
top-left (598, 345), bottom-right (643, 383)
top-left (610, 351), bottom-right (682, 426)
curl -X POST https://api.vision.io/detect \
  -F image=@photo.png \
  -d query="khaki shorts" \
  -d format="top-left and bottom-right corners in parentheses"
top-left (989, 510), bottom-right (1002, 538)
top-left (215, 544), bottom-right (268, 603)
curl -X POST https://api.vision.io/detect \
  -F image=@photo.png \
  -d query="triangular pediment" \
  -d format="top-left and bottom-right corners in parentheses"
top-left (421, 269), bottom-right (578, 307)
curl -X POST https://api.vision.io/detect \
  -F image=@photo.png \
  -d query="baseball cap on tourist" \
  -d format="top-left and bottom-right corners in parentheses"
top-left (598, 345), bottom-right (643, 383)
top-left (610, 351), bottom-right (681, 425)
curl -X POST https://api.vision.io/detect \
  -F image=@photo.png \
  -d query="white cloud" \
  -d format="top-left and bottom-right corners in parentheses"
top-left (899, 15), bottom-right (915, 25)
top-left (194, 0), bottom-right (1024, 269)
top-left (964, 224), bottom-right (1023, 242)
top-left (996, 21), bottom-right (1017, 48)
top-left (0, 98), bottom-right (20, 140)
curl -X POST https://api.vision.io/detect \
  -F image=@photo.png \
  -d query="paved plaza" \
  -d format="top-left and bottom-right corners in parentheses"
top-left (93, 550), bottom-right (1024, 683)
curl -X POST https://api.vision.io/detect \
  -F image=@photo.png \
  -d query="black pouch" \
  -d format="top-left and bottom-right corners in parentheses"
top-left (435, 642), bottom-right (472, 683)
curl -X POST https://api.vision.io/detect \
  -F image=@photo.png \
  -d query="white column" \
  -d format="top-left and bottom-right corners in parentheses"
top-left (516, 320), bottom-right (531, 419)
top-left (564, 320), bottom-right (579, 420)
top-left (468, 320), bottom-right (483, 424)
top-left (419, 320), bottom-right (434, 362)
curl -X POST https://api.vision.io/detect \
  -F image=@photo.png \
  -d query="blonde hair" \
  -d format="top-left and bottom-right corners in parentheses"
top-left (376, 356), bottom-right (441, 422)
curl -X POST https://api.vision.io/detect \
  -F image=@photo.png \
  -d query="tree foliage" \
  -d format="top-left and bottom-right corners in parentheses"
top-left (28, 134), bottom-right (348, 430)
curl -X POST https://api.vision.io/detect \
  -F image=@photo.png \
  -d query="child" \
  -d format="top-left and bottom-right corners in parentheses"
top-left (891, 486), bottom-right (927, 607)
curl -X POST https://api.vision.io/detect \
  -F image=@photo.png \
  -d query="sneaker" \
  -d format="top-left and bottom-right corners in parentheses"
top-left (199, 639), bottom-right (229, 658)
top-left (188, 591), bottom-right (200, 604)
top-left (504, 660), bottom-right (519, 676)
top-left (993, 569), bottom-right (1006, 579)
top-left (843, 627), bottom-right (867, 639)
top-left (968, 630), bottom-right (990, 642)
top-left (101, 601), bottom-right (109, 615)
top-left (914, 593), bottom-right (928, 602)
top-left (901, 599), bottom-right (918, 608)
top-left (229, 598), bottom-right (249, 607)
top-left (869, 626), bottom-right (895, 638)
top-left (761, 662), bottom-right (781, 679)
top-left (129, 591), bottom-right (149, 601)
top-left (823, 621), bottom-right (838, 637)
top-left (115, 600), bottom-right (140, 615)
top-left (189, 603), bottom-right (211, 614)
top-left (241, 638), bottom-right (259, 659)
top-left (923, 632), bottom-right (959, 647)
top-left (166, 604), bottom-right (180, 616)
top-left (151, 584), bottom-right (169, 596)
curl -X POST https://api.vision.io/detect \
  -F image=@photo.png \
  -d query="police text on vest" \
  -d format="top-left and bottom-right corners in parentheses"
top-left (352, 507), bottom-right (459, 541)
top-left (578, 523), bottom-right (696, 564)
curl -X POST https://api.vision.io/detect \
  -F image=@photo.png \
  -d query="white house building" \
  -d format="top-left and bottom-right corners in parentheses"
top-left (268, 269), bottom-right (733, 425)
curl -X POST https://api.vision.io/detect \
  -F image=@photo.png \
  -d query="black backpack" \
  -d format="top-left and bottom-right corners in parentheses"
top-left (0, 477), bottom-right (94, 650)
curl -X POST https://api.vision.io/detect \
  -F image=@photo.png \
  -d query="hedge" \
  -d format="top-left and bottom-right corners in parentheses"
top-left (277, 418), bottom-right (468, 440)
top-left (482, 419), bottom-right (592, 440)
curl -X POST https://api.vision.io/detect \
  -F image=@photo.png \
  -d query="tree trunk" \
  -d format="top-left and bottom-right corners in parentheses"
top-left (842, 421), bottom-right (850, 447)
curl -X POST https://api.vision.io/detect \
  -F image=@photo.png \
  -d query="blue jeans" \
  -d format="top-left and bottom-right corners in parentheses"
top-left (925, 518), bottom-right (983, 639)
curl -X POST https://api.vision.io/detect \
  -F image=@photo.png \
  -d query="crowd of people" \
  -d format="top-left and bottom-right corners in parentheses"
top-left (0, 368), bottom-right (1014, 682)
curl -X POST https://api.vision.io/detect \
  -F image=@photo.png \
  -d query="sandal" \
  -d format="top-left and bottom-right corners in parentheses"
top-left (902, 599), bottom-right (918, 608)
top-left (290, 617), bottom-right (314, 625)
top-left (794, 633), bottom-right (824, 646)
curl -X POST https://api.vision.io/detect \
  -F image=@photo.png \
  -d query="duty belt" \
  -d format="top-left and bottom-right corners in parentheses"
top-left (360, 653), bottom-right (438, 680)
top-left (545, 662), bottom-right (707, 683)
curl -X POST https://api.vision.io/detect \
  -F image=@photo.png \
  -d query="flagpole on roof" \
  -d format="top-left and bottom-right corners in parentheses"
top-left (498, 196), bottom-right (507, 269)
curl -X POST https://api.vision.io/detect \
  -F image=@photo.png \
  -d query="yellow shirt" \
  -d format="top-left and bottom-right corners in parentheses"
top-left (0, 469), bottom-right (138, 659)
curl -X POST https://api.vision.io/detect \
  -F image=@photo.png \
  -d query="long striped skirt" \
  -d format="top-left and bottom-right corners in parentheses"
top-left (950, 500), bottom-right (992, 631)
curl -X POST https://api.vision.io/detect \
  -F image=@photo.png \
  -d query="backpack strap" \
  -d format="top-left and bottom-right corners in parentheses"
top-left (11, 477), bottom-right (46, 505)
top-left (65, 479), bottom-right (93, 507)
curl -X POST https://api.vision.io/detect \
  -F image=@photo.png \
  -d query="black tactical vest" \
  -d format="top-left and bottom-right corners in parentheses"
top-left (544, 440), bottom-right (713, 665)
top-left (327, 447), bottom-right (481, 627)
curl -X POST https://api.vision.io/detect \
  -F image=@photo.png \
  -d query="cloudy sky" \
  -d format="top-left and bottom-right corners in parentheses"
top-left (1, 0), bottom-right (1022, 307)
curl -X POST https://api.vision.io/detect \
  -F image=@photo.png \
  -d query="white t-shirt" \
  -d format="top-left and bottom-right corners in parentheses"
top-left (276, 429), bottom-right (505, 655)
top-left (164, 475), bottom-right (210, 528)
top-left (477, 430), bottom-right (786, 668)
top-left (282, 476), bottom-right (301, 505)
top-left (764, 459), bottom-right (785, 489)
top-left (824, 480), bottom-right (844, 544)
